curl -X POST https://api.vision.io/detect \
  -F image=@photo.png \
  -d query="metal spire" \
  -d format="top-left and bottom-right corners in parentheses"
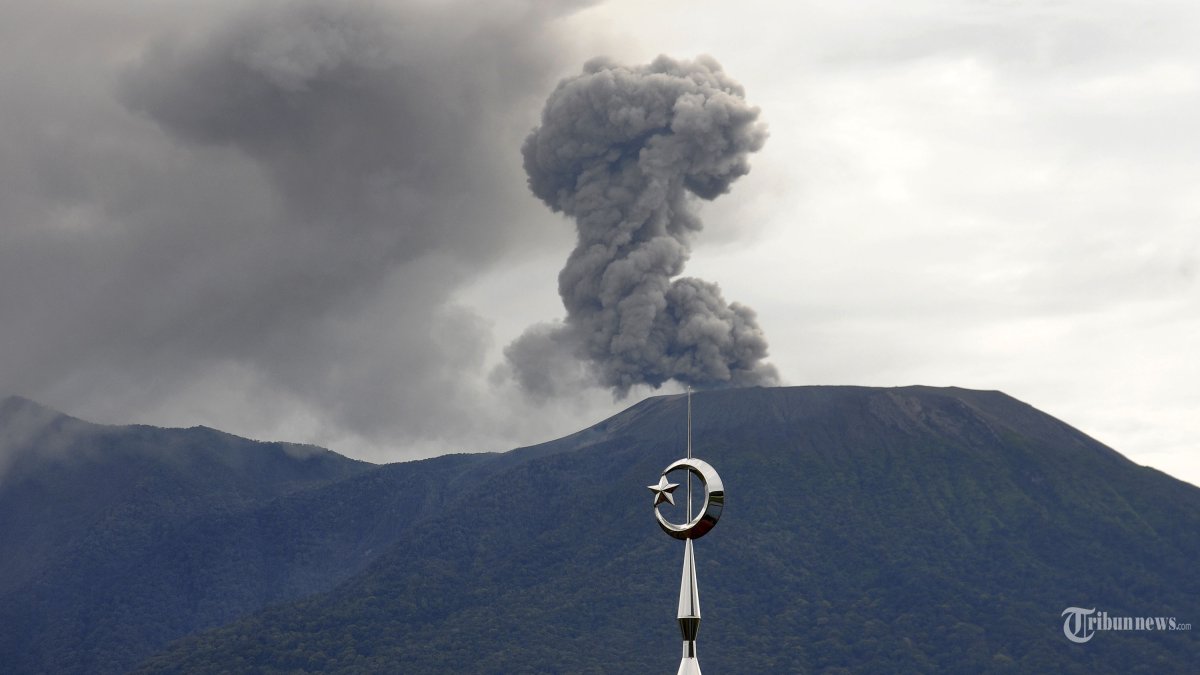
top-left (644, 389), bottom-right (724, 675)
top-left (687, 388), bottom-right (693, 520)
top-left (676, 538), bottom-right (702, 674)
top-left (679, 388), bottom-right (700, 674)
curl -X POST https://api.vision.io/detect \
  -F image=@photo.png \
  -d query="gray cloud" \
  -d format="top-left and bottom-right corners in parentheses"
top-left (0, 0), bottom-right (591, 458)
top-left (504, 55), bottom-right (779, 396)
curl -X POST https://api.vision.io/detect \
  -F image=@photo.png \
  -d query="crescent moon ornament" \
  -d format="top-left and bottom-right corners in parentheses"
top-left (651, 457), bottom-right (724, 540)
top-left (648, 391), bottom-right (723, 673)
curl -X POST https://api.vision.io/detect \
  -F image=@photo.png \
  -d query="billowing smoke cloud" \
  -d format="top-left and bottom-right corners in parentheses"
top-left (505, 56), bottom-right (779, 398)
top-left (0, 0), bottom-right (605, 461)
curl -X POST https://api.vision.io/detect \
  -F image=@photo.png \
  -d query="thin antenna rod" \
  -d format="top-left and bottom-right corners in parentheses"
top-left (687, 388), bottom-right (693, 521)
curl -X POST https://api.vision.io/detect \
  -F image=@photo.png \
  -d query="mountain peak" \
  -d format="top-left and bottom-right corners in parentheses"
top-left (126, 383), bottom-right (1199, 674)
top-left (0, 395), bottom-right (81, 443)
top-left (0, 394), bottom-right (61, 418)
top-left (3, 385), bottom-right (1197, 673)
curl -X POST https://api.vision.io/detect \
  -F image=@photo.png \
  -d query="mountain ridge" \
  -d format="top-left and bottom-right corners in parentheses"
top-left (2, 387), bottom-right (1195, 672)
top-left (125, 385), bottom-right (1199, 673)
top-left (0, 397), bottom-right (377, 673)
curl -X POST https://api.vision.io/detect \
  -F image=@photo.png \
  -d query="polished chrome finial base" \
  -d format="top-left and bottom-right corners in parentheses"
top-left (677, 654), bottom-right (702, 675)
top-left (676, 538), bottom-right (702, 674)
top-left (677, 634), bottom-right (702, 675)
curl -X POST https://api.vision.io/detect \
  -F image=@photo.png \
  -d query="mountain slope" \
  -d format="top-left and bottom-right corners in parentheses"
top-left (135, 386), bottom-right (1200, 673)
top-left (0, 396), bottom-right (391, 674)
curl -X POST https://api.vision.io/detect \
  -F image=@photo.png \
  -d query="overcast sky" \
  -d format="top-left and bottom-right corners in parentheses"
top-left (2, 0), bottom-right (1196, 486)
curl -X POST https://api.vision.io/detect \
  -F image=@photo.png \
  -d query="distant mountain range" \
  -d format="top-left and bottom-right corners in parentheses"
top-left (1, 388), bottom-right (1196, 673)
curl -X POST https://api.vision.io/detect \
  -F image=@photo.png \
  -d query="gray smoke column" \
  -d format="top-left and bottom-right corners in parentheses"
top-left (506, 55), bottom-right (779, 397)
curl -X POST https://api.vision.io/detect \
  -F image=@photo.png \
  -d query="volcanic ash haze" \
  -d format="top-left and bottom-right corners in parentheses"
top-left (505, 55), bottom-right (779, 399)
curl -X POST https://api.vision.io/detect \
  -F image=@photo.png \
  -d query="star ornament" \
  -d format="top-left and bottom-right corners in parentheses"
top-left (647, 475), bottom-right (680, 507)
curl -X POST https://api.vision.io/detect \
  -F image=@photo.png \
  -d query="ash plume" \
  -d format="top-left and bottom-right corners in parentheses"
top-left (0, 0), bottom-right (605, 459)
top-left (505, 55), bottom-right (779, 397)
